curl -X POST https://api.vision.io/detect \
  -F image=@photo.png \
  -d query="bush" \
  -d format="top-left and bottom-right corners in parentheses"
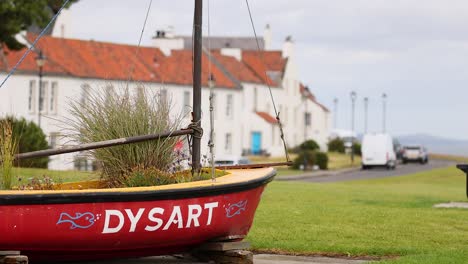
top-left (328, 138), bottom-right (345, 153)
top-left (299, 139), bottom-right (320, 151)
top-left (292, 150), bottom-right (316, 170)
top-left (352, 142), bottom-right (362, 156)
top-left (68, 86), bottom-right (184, 187)
top-left (315, 152), bottom-right (329, 170)
top-left (291, 139), bottom-right (320, 153)
top-left (292, 151), bottom-right (329, 170)
top-left (0, 116), bottom-right (49, 168)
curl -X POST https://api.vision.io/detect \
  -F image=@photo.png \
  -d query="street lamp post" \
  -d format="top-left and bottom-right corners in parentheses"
top-left (35, 51), bottom-right (46, 128)
top-left (382, 93), bottom-right (387, 133)
top-left (364, 97), bottom-right (369, 134)
top-left (303, 91), bottom-right (308, 141)
top-left (350, 91), bottom-right (357, 164)
top-left (333, 97), bottom-right (338, 129)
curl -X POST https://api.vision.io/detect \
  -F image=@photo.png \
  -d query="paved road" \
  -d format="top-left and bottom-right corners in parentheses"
top-left (278, 159), bottom-right (456, 183)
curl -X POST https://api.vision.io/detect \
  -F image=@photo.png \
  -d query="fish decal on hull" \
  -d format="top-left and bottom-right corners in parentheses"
top-left (57, 212), bottom-right (96, 229)
top-left (226, 200), bottom-right (247, 218)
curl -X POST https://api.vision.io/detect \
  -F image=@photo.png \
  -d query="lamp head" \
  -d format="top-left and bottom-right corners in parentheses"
top-left (35, 51), bottom-right (46, 67)
top-left (208, 73), bottom-right (215, 88)
top-left (350, 91), bottom-right (357, 100)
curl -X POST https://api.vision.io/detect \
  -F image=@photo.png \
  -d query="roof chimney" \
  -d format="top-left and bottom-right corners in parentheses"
top-left (264, 24), bottom-right (272, 50)
top-left (282, 35), bottom-right (294, 58)
top-left (220, 48), bottom-right (242, 61)
top-left (152, 26), bottom-right (184, 56)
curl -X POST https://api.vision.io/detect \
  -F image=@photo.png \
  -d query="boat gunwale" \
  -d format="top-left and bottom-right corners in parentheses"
top-left (0, 168), bottom-right (276, 205)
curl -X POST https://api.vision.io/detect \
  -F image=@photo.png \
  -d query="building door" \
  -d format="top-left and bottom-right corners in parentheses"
top-left (251, 132), bottom-right (262, 155)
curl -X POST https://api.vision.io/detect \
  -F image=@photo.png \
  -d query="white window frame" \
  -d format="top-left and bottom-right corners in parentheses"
top-left (160, 89), bottom-right (168, 103)
top-left (225, 133), bottom-right (232, 154)
top-left (226, 94), bottom-right (233, 119)
top-left (81, 83), bottom-right (90, 106)
top-left (183, 91), bottom-right (191, 116)
top-left (50, 81), bottom-right (58, 114)
top-left (105, 85), bottom-right (115, 103)
top-left (49, 132), bottom-right (59, 149)
top-left (253, 87), bottom-right (258, 111)
top-left (40, 81), bottom-right (48, 114)
top-left (28, 80), bottom-right (36, 113)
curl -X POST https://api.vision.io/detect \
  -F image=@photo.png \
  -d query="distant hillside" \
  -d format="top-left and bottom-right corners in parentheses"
top-left (397, 134), bottom-right (468, 157)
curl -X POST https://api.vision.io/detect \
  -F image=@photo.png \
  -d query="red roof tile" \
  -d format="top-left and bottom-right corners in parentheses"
top-left (300, 83), bottom-right (329, 112)
top-left (242, 50), bottom-right (286, 86)
top-left (1, 34), bottom-right (238, 88)
top-left (160, 49), bottom-right (237, 88)
top-left (211, 51), bottom-right (262, 84)
top-left (256, 111), bottom-right (278, 124)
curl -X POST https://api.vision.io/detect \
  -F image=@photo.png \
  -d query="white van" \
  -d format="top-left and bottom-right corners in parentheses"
top-left (361, 133), bottom-right (397, 170)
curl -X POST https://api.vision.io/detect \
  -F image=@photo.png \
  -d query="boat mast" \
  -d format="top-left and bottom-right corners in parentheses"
top-left (192, 0), bottom-right (203, 175)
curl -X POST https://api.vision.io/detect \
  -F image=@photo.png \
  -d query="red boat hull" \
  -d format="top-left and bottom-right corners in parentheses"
top-left (0, 168), bottom-right (275, 261)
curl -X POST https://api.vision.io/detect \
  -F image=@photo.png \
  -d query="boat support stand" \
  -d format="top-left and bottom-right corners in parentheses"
top-left (192, 241), bottom-right (253, 264)
top-left (0, 251), bottom-right (28, 264)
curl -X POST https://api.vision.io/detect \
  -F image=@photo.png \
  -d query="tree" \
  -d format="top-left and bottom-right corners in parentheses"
top-left (0, 0), bottom-right (78, 51)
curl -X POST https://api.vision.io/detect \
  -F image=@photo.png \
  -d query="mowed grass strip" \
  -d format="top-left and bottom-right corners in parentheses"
top-left (248, 166), bottom-right (468, 263)
top-left (10, 167), bottom-right (98, 186)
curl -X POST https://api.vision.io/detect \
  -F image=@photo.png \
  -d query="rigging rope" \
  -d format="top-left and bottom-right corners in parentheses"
top-left (0, 0), bottom-right (71, 90)
top-left (207, 0), bottom-right (216, 182)
top-left (125, 0), bottom-right (153, 86)
top-left (244, 0), bottom-right (291, 162)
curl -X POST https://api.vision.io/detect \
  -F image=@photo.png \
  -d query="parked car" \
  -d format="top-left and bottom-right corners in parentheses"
top-left (214, 156), bottom-right (251, 166)
top-left (402, 145), bottom-right (428, 164)
top-left (393, 139), bottom-right (404, 160)
top-left (361, 133), bottom-right (397, 170)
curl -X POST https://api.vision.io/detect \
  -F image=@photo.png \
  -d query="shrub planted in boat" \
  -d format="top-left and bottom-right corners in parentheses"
top-left (68, 86), bottom-right (183, 187)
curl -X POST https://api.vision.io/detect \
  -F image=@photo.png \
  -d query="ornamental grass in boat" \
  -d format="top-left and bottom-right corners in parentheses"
top-left (68, 86), bottom-right (184, 187)
top-left (123, 166), bottom-right (226, 187)
top-left (0, 120), bottom-right (17, 190)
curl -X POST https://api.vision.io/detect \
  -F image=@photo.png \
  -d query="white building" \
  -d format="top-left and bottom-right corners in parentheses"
top-left (0, 26), bottom-right (330, 170)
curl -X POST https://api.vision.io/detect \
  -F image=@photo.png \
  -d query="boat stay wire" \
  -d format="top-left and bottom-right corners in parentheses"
top-left (125, 0), bottom-right (153, 86)
top-left (244, 0), bottom-right (291, 163)
top-left (207, 0), bottom-right (216, 182)
top-left (0, 0), bottom-right (71, 90)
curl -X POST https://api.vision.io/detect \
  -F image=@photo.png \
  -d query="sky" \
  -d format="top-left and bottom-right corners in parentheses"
top-left (62, 0), bottom-right (468, 140)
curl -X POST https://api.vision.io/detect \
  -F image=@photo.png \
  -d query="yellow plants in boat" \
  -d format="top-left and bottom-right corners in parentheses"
top-left (0, 120), bottom-right (17, 190)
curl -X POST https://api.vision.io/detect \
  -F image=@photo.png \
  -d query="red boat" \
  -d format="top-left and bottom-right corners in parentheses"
top-left (0, 167), bottom-right (275, 261)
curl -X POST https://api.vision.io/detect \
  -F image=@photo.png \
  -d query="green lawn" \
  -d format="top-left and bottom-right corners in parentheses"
top-left (273, 152), bottom-right (361, 177)
top-left (248, 166), bottom-right (468, 263)
top-left (10, 167), bottom-right (98, 186)
top-left (328, 152), bottom-right (361, 170)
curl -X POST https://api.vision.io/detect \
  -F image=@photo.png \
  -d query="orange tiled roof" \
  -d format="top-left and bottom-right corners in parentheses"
top-left (256, 111), bottom-right (278, 124)
top-left (242, 50), bottom-right (286, 86)
top-left (211, 51), bottom-right (262, 84)
top-left (300, 83), bottom-right (329, 112)
top-left (160, 49), bottom-right (237, 88)
top-left (1, 34), bottom-right (290, 89)
top-left (0, 34), bottom-right (253, 88)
